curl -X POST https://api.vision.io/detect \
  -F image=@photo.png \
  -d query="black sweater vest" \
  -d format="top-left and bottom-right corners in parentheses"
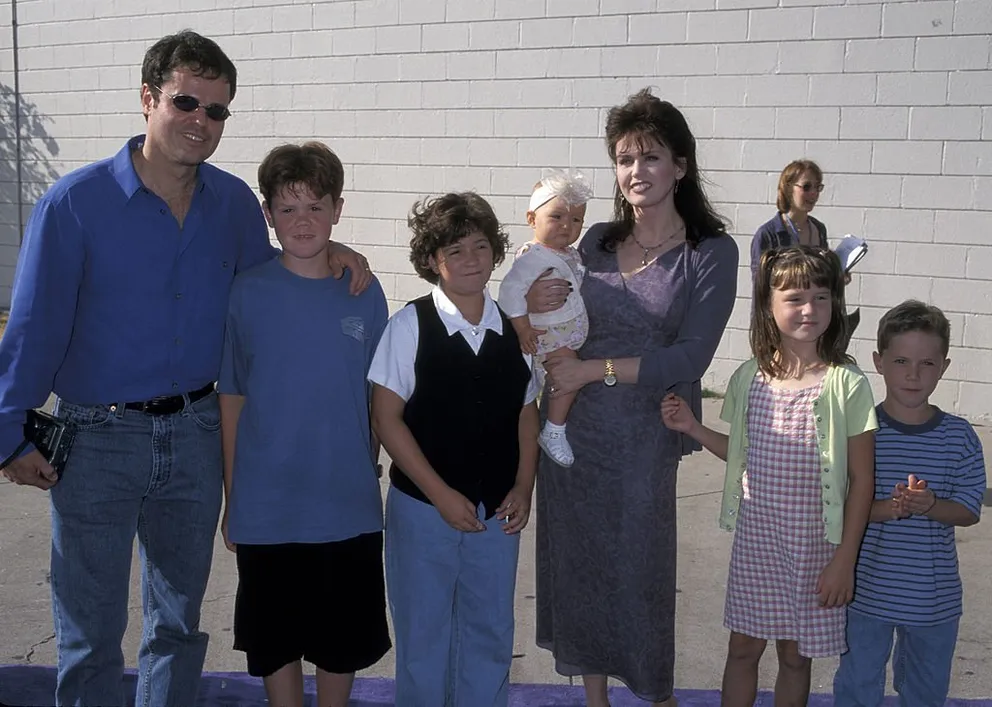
top-left (389, 295), bottom-right (531, 519)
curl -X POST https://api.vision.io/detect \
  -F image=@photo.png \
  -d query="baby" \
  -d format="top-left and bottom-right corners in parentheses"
top-left (498, 169), bottom-right (592, 467)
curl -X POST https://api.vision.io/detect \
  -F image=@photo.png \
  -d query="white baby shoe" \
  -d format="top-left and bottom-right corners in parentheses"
top-left (539, 424), bottom-right (574, 467)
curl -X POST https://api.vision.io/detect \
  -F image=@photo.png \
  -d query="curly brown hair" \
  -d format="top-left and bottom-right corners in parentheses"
top-left (750, 245), bottom-right (853, 379)
top-left (877, 299), bottom-right (950, 357)
top-left (257, 141), bottom-right (344, 205)
top-left (601, 87), bottom-right (729, 252)
top-left (408, 192), bottom-right (509, 285)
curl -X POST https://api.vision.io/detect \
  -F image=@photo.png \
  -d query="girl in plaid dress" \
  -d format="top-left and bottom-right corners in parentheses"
top-left (662, 246), bottom-right (877, 707)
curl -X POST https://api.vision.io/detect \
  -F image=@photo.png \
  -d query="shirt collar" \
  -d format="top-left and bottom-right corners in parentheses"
top-left (111, 134), bottom-right (216, 200)
top-left (431, 286), bottom-right (503, 337)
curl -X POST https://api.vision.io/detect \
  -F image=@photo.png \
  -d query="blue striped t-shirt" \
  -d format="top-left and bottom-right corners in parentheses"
top-left (850, 405), bottom-right (985, 626)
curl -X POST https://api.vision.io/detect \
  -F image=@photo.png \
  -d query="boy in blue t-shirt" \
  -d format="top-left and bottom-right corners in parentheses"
top-left (218, 141), bottom-right (390, 707)
top-left (834, 299), bottom-right (985, 707)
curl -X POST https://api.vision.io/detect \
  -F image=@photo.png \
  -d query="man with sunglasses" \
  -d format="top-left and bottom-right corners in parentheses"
top-left (0, 30), bottom-right (373, 707)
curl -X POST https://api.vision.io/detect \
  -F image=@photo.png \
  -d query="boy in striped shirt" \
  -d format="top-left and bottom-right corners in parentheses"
top-left (834, 299), bottom-right (985, 706)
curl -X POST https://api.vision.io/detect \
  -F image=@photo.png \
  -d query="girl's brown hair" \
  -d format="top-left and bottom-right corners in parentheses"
top-left (776, 159), bottom-right (823, 213)
top-left (750, 245), bottom-right (853, 379)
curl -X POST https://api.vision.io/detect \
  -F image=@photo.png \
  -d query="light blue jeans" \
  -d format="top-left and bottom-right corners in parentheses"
top-left (385, 486), bottom-right (521, 707)
top-left (50, 393), bottom-right (223, 707)
top-left (833, 609), bottom-right (959, 707)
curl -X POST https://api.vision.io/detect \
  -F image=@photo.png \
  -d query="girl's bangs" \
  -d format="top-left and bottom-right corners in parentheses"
top-left (770, 252), bottom-right (835, 292)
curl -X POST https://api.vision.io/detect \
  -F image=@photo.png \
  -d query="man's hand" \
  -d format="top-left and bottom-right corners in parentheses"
top-left (1, 449), bottom-right (58, 490)
top-left (328, 242), bottom-right (373, 295)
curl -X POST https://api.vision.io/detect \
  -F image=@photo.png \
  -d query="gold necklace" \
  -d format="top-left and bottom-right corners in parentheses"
top-left (631, 223), bottom-right (686, 266)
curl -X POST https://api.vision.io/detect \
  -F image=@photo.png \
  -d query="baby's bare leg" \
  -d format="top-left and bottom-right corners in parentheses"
top-left (545, 347), bottom-right (578, 425)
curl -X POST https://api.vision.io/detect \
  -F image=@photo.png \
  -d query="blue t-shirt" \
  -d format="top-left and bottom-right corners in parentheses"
top-left (218, 257), bottom-right (389, 545)
top-left (850, 405), bottom-right (986, 626)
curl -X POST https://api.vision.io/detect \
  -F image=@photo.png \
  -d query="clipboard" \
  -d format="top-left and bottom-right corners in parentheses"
top-left (834, 235), bottom-right (868, 273)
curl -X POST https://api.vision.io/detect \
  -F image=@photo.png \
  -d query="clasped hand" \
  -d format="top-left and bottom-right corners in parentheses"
top-left (886, 474), bottom-right (935, 519)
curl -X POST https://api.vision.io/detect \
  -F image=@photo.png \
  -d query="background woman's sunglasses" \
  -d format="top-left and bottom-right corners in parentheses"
top-left (796, 182), bottom-right (825, 194)
top-left (155, 87), bottom-right (231, 122)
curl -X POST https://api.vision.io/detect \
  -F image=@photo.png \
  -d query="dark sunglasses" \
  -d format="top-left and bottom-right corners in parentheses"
top-left (796, 182), bottom-right (825, 194)
top-left (155, 87), bottom-right (231, 122)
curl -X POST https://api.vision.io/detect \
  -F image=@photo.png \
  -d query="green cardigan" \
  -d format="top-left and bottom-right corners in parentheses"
top-left (718, 358), bottom-right (878, 544)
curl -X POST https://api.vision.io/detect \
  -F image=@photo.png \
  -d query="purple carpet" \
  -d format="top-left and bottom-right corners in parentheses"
top-left (1, 666), bottom-right (988, 706)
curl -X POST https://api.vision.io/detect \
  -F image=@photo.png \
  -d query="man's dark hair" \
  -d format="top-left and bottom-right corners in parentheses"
top-left (142, 30), bottom-right (237, 101)
top-left (258, 142), bottom-right (345, 205)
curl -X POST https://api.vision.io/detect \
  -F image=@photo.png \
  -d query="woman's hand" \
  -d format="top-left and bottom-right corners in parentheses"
top-left (525, 268), bottom-right (572, 314)
top-left (661, 393), bottom-right (698, 435)
top-left (544, 357), bottom-right (599, 397)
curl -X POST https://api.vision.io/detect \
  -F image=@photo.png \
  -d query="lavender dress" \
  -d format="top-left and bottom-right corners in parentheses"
top-left (535, 223), bottom-right (739, 701)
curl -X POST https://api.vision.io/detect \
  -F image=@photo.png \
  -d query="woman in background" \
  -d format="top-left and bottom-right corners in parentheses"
top-left (750, 160), bottom-right (859, 341)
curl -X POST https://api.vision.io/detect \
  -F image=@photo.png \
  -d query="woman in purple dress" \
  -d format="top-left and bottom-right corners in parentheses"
top-left (527, 88), bottom-right (739, 706)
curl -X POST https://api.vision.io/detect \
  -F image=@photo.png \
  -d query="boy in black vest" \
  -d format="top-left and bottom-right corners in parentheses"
top-left (369, 192), bottom-right (540, 707)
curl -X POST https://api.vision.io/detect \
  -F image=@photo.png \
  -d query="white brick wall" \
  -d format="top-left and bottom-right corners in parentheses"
top-left (2, 0), bottom-right (991, 418)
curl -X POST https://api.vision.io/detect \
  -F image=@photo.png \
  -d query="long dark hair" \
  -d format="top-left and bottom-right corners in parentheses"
top-left (751, 246), bottom-right (853, 379)
top-left (601, 87), bottom-right (729, 252)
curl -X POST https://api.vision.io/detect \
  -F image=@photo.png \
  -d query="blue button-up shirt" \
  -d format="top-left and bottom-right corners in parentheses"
top-left (0, 135), bottom-right (274, 458)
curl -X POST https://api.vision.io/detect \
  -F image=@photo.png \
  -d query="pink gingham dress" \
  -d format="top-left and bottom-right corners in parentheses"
top-left (723, 375), bottom-right (846, 657)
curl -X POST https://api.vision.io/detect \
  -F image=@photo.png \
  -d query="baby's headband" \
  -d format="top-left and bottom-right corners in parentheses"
top-left (528, 169), bottom-right (594, 213)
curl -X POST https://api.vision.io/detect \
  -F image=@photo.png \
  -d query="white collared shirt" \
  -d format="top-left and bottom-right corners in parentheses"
top-left (368, 286), bottom-right (540, 404)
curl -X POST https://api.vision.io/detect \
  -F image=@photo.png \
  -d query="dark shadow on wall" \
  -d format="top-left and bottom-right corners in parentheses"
top-left (0, 82), bottom-right (61, 309)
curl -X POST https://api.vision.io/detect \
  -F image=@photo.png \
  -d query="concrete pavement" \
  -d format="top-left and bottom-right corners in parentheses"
top-left (2, 400), bottom-right (991, 701)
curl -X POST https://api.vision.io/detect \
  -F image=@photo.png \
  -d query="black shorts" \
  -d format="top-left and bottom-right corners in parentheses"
top-left (233, 531), bottom-right (391, 677)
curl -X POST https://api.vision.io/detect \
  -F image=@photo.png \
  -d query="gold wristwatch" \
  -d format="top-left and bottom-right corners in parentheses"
top-left (603, 359), bottom-right (617, 387)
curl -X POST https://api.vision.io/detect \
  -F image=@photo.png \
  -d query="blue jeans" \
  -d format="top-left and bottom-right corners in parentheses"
top-left (50, 393), bottom-right (223, 707)
top-left (833, 609), bottom-right (959, 707)
top-left (385, 486), bottom-right (520, 707)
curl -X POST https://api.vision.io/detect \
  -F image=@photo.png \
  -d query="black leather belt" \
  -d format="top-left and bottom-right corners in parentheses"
top-left (123, 383), bottom-right (215, 415)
